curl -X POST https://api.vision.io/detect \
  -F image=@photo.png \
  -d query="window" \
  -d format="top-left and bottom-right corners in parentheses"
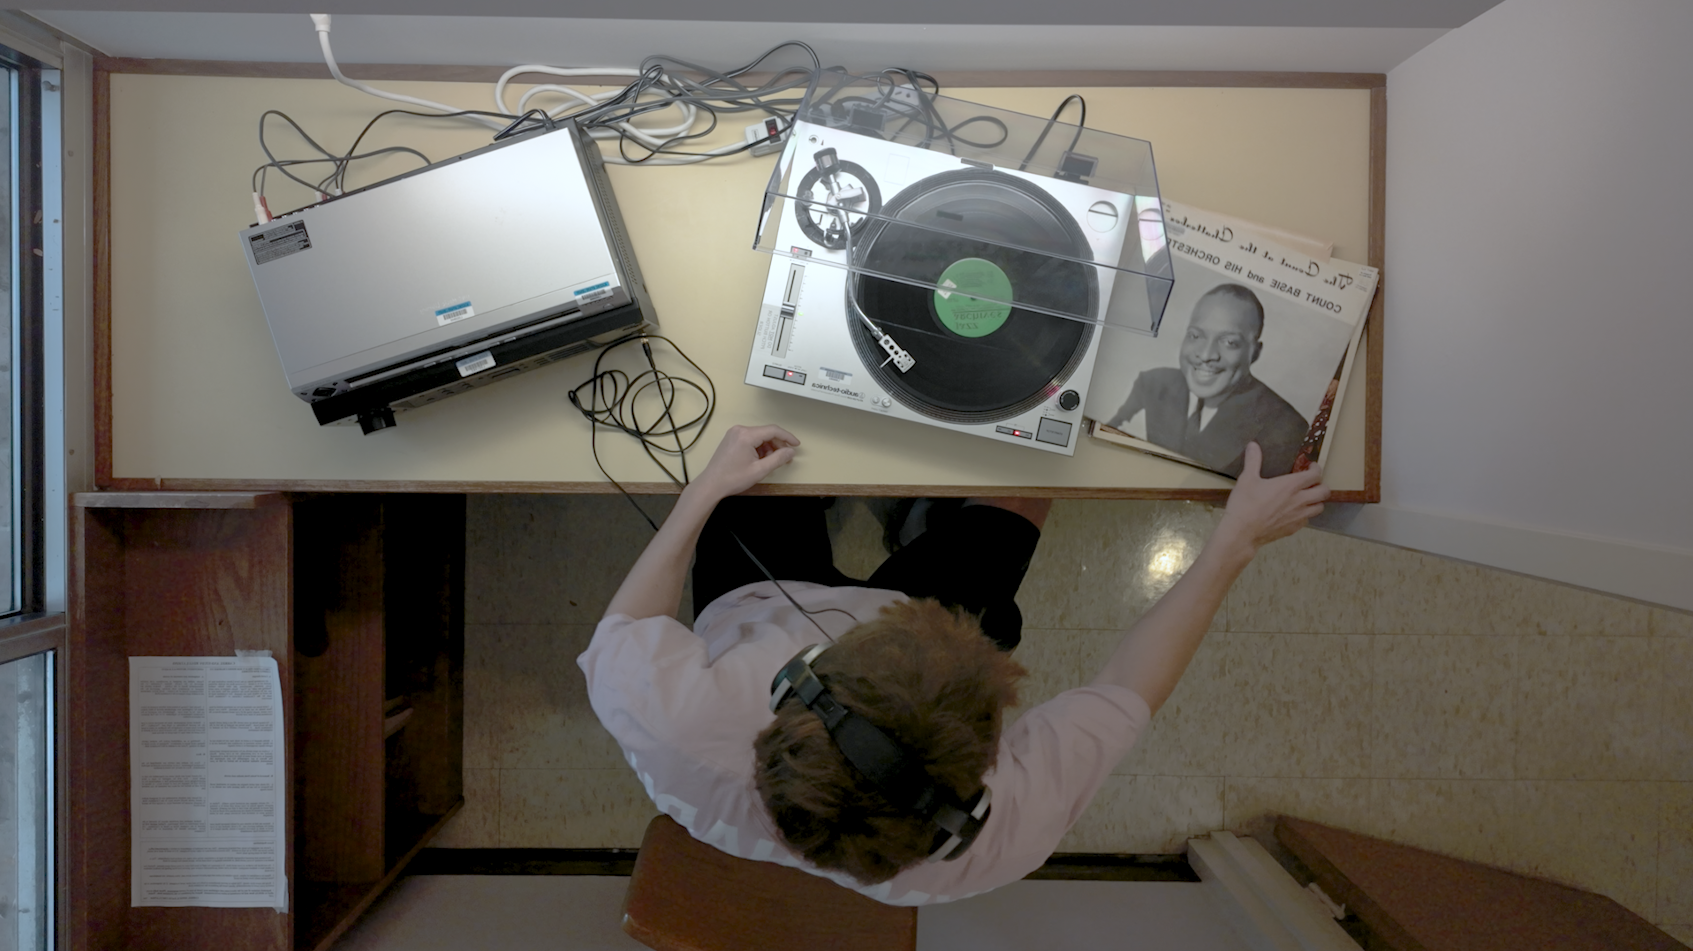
top-left (0, 651), bottom-right (48, 950)
top-left (0, 44), bottom-right (47, 620)
top-left (0, 32), bottom-right (60, 951)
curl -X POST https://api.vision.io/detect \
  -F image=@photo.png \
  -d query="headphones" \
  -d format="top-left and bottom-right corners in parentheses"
top-left (769, 644), bottom-right (991, 862)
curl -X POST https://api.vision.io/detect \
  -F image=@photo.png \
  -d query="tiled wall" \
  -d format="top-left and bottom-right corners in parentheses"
top-left (435, 494), bottom-right (1693, 939)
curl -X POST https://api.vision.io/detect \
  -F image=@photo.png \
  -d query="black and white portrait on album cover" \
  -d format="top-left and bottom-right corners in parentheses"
top-left (1084, 201), bottom-right (1378, 479)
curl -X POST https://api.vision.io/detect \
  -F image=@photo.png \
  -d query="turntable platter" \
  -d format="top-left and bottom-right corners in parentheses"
top-left (849, 168), bottom-right (1098, 424)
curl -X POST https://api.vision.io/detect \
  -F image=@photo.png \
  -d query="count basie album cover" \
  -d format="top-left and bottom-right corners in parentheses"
top-left (1084, 200), bottom-right (1379, 479)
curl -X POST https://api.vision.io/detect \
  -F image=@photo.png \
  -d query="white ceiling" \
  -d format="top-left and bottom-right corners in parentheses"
top-left (28, 11), bottom-right (1451, 73)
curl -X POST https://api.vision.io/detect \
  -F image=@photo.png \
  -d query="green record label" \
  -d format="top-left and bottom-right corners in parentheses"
top-left (933, 258), bottom-right (1013, 338)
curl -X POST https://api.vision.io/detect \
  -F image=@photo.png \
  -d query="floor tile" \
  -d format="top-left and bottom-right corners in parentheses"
top-left (430, 768), bottom-right (499, 848)
top-left (462, 624), bottom-right (499, 771)
top-left (1514, 636), bottom-right (1663, 781)
top-left (1057, 775), bottom-right (1224, 854)
top-left (1230, 530), bottom-right (1661, 639)
top-left (1463, 572), bottom-right (1657, 638)
top-left (481, 495), bottom-right (675, 626)
top-left (337, 876), bottom-right (644, 951)
top-left (1117, 634), bottom-right (1232, 777)
top-left (1004, 627), bottom-right (1119, 721)
top-left (1221, 777), bottom-right (1374, 846)
top-left (1224, 529), bottom-right (1386, 634)
top-left (1659, 783), bottom-right (1693, 924)
top-left (1020, 500), bottom-right (1222, 632)
top-left (1365, 779), bottom-right (1521, 869)
top-left (463, 495), bottom-right (508, 628)
top-left (826, 496), bottom-right (893, 581)
top-left (1006, 627), bottom-right (1231, 777)
top-left (1370, 635), bottom-right (1516, 779)
top-left (1659, 640), bottom-right (1693, 783)
top-left (1344, 543), bottom-right (1493, 637)
top-left (1653, 608), bottom-right (1693, 638)
top-left (471, 623), bottom-right (627, 771)
top-left (457, 487), bottom-right (1691, 909)
top-left (499, 768), bottom-right (656, 848)
top-left (1217, 633), bottom-right (1372, 778)
top-left (1506, 781), bottom-right (1662, 921)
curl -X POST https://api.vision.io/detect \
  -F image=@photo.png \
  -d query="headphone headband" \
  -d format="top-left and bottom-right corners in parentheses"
top-left (768, 644), bottom-right (991, 862)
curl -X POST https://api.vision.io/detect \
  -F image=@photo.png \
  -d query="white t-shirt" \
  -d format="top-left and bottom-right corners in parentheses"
top-left (578, 580), bottom-right (1151, 906)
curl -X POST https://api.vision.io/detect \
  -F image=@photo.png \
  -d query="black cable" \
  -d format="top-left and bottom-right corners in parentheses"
top-left (600, 46), bottom-right (822, 163)
top-left (508, 45), bottom-right (821, 166)
top-left (492, 108), bottom-right (558, 141)
top-left (566, 333), bottom-right (715, 531)
top-left (1018, 94), bottom-right (1087, 172)
top-left (255, 51), bottom-right (992, 202)
top-left (255, 107), bottom-right (530, 215)
top-left (729, 534), bottom-right (857, 641)
top-left (563, 330), bottom-right (853, 638)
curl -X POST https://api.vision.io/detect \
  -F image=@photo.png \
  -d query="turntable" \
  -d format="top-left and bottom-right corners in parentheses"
top-left (745, 76), bottom-right (1173, 455)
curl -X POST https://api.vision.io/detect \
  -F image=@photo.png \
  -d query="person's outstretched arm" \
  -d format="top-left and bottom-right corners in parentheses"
top-left (1091, 441), bottom-right (1328, 713)
top-left (604, 424), bottom-right (799, 622)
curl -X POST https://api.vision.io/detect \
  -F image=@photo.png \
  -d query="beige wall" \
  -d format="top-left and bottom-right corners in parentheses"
top-left (1333, 0), bottom-right (1693, 611)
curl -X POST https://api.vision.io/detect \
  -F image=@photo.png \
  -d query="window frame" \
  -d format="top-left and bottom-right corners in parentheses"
top-left (0, 22), bottom-right (74, 951)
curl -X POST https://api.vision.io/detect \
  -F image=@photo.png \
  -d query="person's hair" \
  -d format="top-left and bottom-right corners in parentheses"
top-left (752, 599), bottom-right (1026, 885)
top-left (1195, 282), bottom-right (1265, 338)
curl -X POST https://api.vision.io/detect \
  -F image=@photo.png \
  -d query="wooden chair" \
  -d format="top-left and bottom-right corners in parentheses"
top-left (622, 814), bottom-right (918, 951)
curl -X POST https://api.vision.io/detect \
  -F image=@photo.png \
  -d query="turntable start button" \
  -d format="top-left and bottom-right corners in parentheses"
top-left (1035, 418), bottom-right (1073, 447)
top-left (763, 365), bottom-right (807, 385)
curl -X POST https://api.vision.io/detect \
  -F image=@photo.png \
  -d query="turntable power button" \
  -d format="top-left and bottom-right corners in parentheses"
top-left (1058, 390), bottom-right (1081, 411)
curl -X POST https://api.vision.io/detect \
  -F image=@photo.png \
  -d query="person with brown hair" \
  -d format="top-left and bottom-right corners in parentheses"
top-left (754, 598), bottom-right (1024, 885)
top-left (580, 422), bottom-right (1327, 905)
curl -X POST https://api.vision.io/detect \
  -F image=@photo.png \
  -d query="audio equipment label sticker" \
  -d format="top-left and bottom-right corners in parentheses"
top-left (573, 277), bottom-right (615, 304)
top-left (455, 351), bottom-right (495, 377)
top-left (248, 220), bottom-right (311, 266)
top-left (433, 300), bottom-right (476, 326)
top-left (933, 258), bottom-right (1013, 338)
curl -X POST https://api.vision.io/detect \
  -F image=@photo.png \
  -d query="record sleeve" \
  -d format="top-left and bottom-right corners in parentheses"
top-left (1083, 200), bottom-right (1378, 479)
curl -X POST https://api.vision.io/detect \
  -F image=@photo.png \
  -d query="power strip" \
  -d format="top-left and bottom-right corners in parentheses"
top-left (744, 117), bottom-right (789, 157)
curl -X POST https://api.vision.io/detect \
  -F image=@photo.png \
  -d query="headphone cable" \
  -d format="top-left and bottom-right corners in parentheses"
top-left (570, 333), bottom-right (856, 637)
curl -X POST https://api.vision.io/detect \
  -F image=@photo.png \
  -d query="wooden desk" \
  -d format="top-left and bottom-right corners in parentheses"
top-left (70, 490), bottom-right (467, 951)
top-left (95, 66), bottom-right (1382, 499)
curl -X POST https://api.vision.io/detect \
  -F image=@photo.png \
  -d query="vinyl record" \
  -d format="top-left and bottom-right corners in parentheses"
top-left (849, 168), bottom-right (1097, 424)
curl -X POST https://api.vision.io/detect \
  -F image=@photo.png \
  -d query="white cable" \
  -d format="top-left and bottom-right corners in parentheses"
top-left (310, 14), bottom-right (505, 132)
top-left (497, 66), bottom-right (700, 142)
top-left (499, 65), bottom-right (705, 152)
top-left (494, 64), bottom-right (638, 116)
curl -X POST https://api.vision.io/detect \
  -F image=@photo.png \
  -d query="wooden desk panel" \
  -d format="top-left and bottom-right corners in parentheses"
top-left (98, 69), bottom-right (1380, 498)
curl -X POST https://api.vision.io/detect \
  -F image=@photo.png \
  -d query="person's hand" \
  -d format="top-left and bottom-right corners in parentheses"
top-left (1215, 442), bottom-right (1329, 560)
top-left (691, 424), bottom-right (800, 502)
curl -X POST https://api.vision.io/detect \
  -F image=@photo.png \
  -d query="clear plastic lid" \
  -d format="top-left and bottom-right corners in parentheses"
top-left (754, 73), bottom-right (1172, 337)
